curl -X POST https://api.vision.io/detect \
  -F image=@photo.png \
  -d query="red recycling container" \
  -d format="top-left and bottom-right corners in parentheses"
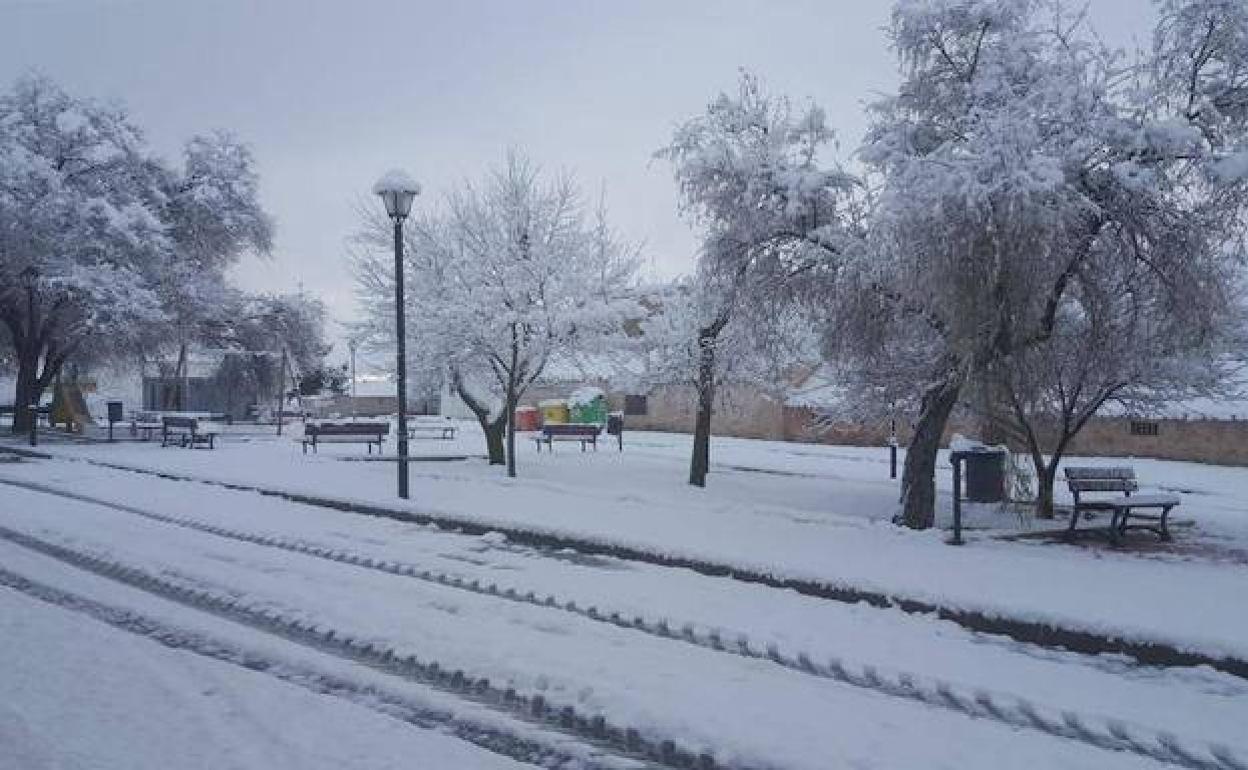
top-left (514, 406), bottom-right (541, 432)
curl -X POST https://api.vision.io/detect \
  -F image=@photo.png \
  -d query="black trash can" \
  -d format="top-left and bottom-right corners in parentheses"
top-left (963, 449), bottom-right (1006, 503)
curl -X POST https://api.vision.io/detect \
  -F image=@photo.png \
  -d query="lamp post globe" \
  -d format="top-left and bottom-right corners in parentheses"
top-left (373, 169), bottom-right (421, 499)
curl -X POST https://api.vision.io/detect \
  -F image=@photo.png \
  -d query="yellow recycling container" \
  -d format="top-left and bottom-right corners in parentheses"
top-left (539, 398), bottom-right (569, 424)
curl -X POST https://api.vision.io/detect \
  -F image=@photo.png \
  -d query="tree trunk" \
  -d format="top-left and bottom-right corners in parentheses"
top-left (689, 332), bottom-right (717, 488)
top-left (11, 350), bottom-right (42, 435)
top-left (452, 371), bottom-right (507, 465)
top-left (174, 342), bottom-right (188, 411)
top-left (483, 414), bottom-right (506, 465)
top-left (1034, 460), bottom-right (1058, 520)
top-left (898, 371), bottom-right (962, 529)
top-left (505, 389), bottom-right (518, 479)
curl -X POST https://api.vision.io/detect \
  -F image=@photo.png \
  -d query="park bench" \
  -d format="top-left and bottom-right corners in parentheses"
top-left (534, 422), bottom-right (601, 452)
top-left (1063, 466), bottom-right (1181, 543)
top-left (408, 416), bottom-right (458, 440)
top-left (0, 404), bottom-right (51, 424)
top-left (161, 415), bottom-right (220, 449)
top-left (302, 421), bottom-right (388, 454)
top-left (130, 411), bottom-right (164, 441)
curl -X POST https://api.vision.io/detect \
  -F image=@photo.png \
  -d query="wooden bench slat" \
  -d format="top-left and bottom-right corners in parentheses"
top-left (1064, 467), bottom-right (1136, 480)
top-left (1067, 478), bottom-right (1139, 492)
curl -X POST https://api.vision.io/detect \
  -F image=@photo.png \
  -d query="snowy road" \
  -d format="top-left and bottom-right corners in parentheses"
top-left (2, 455), bottom-right (1245, 769)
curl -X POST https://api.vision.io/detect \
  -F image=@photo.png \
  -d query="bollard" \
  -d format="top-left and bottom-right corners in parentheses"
top-left (948, 454), bottom-right (965, 545)
top-left (889, 419), bottom-right (898, 479)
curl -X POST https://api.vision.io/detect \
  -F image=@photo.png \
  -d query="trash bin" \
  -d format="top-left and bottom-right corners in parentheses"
top-left (606, 412), bottom-right (623, 436)
top-left (963, 448), bottom-right (1007, 503)
top-left (539, 399), bottom-right (569, 424)
top-left (568, 387), bottom-right (607, 424)
top-left (514, 405), bottom-right (541, 432)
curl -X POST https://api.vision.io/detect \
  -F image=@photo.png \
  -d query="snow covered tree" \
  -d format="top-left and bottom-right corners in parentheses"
top-left (352, 151), bottom-right (639, 476)
top-left (1, 75), bottom-right (168, 431)
top-left (153, 132), bottom-right (275, 408)
top-left (636, 273), bottom-right (821, 486)
top-left (657, 72), bottom-right (860, 486)
top-left (980, 243), bottom-right (1240, 519)
top-left (850, 0), bottom-right (1248, 529)
top-left (0, 75), bottom-right (273, 430)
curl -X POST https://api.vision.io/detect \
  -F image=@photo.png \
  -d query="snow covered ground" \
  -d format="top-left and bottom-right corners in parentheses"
top-left (2, 423), bottom-right (1246, 768)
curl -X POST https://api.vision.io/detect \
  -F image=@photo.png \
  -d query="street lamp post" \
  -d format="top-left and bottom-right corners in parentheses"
top-left (373, 170), bottom-right (421, 499)
top-left (20, 266), bottom-right (39, 446)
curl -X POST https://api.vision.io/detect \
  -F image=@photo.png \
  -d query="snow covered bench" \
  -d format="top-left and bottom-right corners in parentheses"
top-left (130, 411), bottom-right (164, 441)
top-left (302, 421), bottom-right (388, 454)
top-left (161, 416), bottom-right (220, 449)
top-left (534, 423), bottom-right (601, 452)
top-left (407, 416), bottom-right (457, 440)
top-left (1063, 467), bottom-right (1181, 543)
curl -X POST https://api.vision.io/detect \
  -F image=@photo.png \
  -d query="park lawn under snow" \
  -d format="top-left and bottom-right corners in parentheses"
top-left (15, 423), bottom-right (1248, 662)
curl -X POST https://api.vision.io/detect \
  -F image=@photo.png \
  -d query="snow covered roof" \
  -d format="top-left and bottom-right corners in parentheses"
top-left (1105, 397), bottom-right (1248, 421)
top-left (783, 363), bottom-right (847, 409)
top-left (351, 375), bottom-right (397, 397)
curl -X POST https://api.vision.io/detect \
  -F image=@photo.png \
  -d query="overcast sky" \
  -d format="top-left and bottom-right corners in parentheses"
top-left (1, 0), bottom-right (1154, 355)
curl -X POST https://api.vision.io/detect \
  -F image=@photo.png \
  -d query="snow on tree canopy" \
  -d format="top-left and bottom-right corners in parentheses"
top-left (372, 169), bottom-right (421, 195)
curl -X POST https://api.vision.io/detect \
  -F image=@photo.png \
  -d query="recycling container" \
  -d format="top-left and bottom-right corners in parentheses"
top-left (539, 399), bottom-right (569, 424)
top-left (514, 405), bottom-right (541, 431)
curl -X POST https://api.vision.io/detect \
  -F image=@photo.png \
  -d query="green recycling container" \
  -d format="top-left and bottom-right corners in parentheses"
top-left (568, 388), bottom-right (607, 424)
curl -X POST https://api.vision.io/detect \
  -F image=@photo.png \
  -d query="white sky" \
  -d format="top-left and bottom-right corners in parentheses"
top-left (0, 0), bottom-right (1154, 356)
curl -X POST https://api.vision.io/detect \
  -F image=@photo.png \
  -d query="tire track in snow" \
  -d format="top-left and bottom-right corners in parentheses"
top-left (0, 523), bottom-right (732, 770)
top-left (4, 449), bottom-right (1247, 683)
top-left (0, 565), bottom-right (648, 770)
top-left (1, 480), bottom-right (1244, 770)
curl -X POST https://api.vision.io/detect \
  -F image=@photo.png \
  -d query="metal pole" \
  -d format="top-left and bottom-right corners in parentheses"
top-left (28, 402), bottom-right (37, 447)
top-left (276, 348), bottom-right (287, 436)
top-left (949, 455), bottom-right (965, 546)
top-left (394, 217), bottom-right (410, 499)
